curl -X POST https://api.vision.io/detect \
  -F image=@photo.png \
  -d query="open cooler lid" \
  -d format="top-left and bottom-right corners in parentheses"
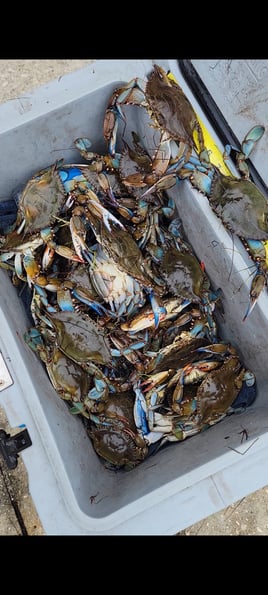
top-left (178, 59), bottom-right (268, 194)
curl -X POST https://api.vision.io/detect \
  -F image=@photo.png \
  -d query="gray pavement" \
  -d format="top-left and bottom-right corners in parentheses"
top-left (0, 59), bottom-right (268, 536)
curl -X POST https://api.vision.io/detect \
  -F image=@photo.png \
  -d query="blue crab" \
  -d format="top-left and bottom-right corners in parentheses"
top-left (89, 244), bottom-right (146, 318)
top-left (103, 64), bottom-right (205, 186)
top-left (105, 67), bottom-right (268, 317)
top-left (177, 125), bottom-right (268, 318)
top-left (24, 321), bottom-right (112, 420)
top-left (0, 160), bottom-right (105, 278)
top-left (182, 128), bottom-right (268, 242)
top-left (69, 197), bottom-right (166, 328)
top-left (28, 290), bottom-right (147, 391)
top-left (74, 137), bottom-right (120, 174)
top-left (68, 213), bottom-right (146, 319)
top-left (87, 390), bottom-right (148, 469)
top-left (134, 347), bottom-right (256, 448)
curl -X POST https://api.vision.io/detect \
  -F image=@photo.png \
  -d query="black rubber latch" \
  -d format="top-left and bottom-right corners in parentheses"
top-left (0, 428), bottom-right (32, 470)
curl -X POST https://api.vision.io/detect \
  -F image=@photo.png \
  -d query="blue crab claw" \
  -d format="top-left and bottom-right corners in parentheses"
top-left (241, 125), bottom-right (265, 159)
top-left (69, 403), bottom-right (111, 422)
top-left (69, 402), bottom-right (87, 416)
top-left (186, 168), bottom-right (214, 195)
top-left (246, 238), bottom-right (267, 260)
top-left (89, 199), bottom-right (125, 233)
top-left (108, 112), bottom-right (119, 157)
top-left (224, 126), bottom-right (265, 178)
top-left (74, 137), bottom-right (92, 158)
top-left (228, 370), bottom-right (257, 411)
top-left (69, 214), bottom-right (93, 263)
top-left (148, 291), bottom-right (167, 329)
top-left (104, 78), bottom-right (147, 156)
top-left (161, 196), bottom-right (176, 219)
top-left (97, 172), bottom-right (119, 207)
top-left (194, 342), bottom-right (233, 358)
top-left (87, 378), bottom-right (108, 401)
top-left (24, 327), bottom-right (45, 353)
top-left (182, 153), bottom-right (211, 174)
top-left (110, 341), bottom-right (146, 358)
top-left (242, 299), bottom-right (257, 322)
top-left (71, 288), bottom-right (114, 318)
top-left (58, 166), bottom-right (88, 194)
top-left (141, 371), bottom-right (171, 393)
top-left (243, 270), bottom-right (267, 321)
top-left (117, 78), bottom-right (147, 108)
top-left (133, 383), bottom-right (164, 445)
top-left (57, 288), bottom-right (74, 311)
top-left (140, 173), bottom-right (177, 198)
top-left (133, 383), bottom-right (149, 437)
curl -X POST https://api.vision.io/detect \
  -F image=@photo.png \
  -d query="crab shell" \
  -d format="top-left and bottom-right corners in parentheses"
top-left (48, 311), bottom-right (112, 366)
top-left (145, 64), bottom-right (202, 150)
top-left (16, 163), bottom-right (67, 235)
top-left (196, 354), bottom-right (245, 425)
top-left (144, 332), bottom-right (209, 374)
top-left (199, 168), bottom-right (268, 241)
top-left (87, 391), bottom-right (148, 468)
top-left (46, 347), bottom-right (92, 405)
top-left (160, 245), bottom-right (206, 303)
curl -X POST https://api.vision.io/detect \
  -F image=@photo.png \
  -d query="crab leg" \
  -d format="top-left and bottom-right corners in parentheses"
top-left (242, 269), bottom-right (267, 321)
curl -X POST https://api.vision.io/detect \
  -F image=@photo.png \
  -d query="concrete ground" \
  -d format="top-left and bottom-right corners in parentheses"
top-left (0, 59), bottom-right (268, 536)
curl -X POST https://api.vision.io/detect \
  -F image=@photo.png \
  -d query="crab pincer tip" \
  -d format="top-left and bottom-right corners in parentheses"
top-left (242, 299), bottom-right (257, 322)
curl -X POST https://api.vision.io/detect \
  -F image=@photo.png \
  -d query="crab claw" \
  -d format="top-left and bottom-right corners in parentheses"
top-left (195, 342), bottom-right (234, 357)
top-left (224, 126), bottom-right (265, 178)
top-left (141, 370), bottom-right (172, 392)
top-left (74, 137), bottom-right (93, 160)
top-left (140, 173), bottom-right (177, 198)
top-left (133, 383), bottom-right (149, 437)
top-left (87, 199), bottom-right (125, 232)
top-left (87, 378), bottom-right (108, 401)
top-left (243, 270), bottom-right (267, 321)
top-left (148, 291), bottom-right (167, 329)
top-left (69, 214), bottom-right (92, 263)
top-left (241, 125), bottom-right (265, 159)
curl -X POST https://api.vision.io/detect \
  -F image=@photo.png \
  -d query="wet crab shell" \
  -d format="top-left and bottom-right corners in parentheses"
top-left (87, 391), bottom-right (148, 468)
top-left (209, 171), bottom-right (268, 241)
top-left (88, 425), bottom-right (148, 468)
top-left (85, 205), bottom-right (163, 293)
top-left (46, 347), bottom-right (93, 404)
top-left (144, 333), bottom-right (209, 374)
top-left (196, 355), bottom-right (245, 425)
top-left (160, 245), bottom-right (206, 303)
top-left (16, 163), bottom-right (67, 235)
top-left (48, 311), bottom-right (112, 366)
top-left (145, 64), bottom-right (202, 148)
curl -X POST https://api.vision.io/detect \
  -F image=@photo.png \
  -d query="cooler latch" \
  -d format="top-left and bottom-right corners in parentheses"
top-left (0, 428), bottom-right (32, 469)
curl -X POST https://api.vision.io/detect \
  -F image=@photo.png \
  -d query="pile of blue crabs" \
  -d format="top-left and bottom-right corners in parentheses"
top-left (1, 63), bottom-right (266, 469)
